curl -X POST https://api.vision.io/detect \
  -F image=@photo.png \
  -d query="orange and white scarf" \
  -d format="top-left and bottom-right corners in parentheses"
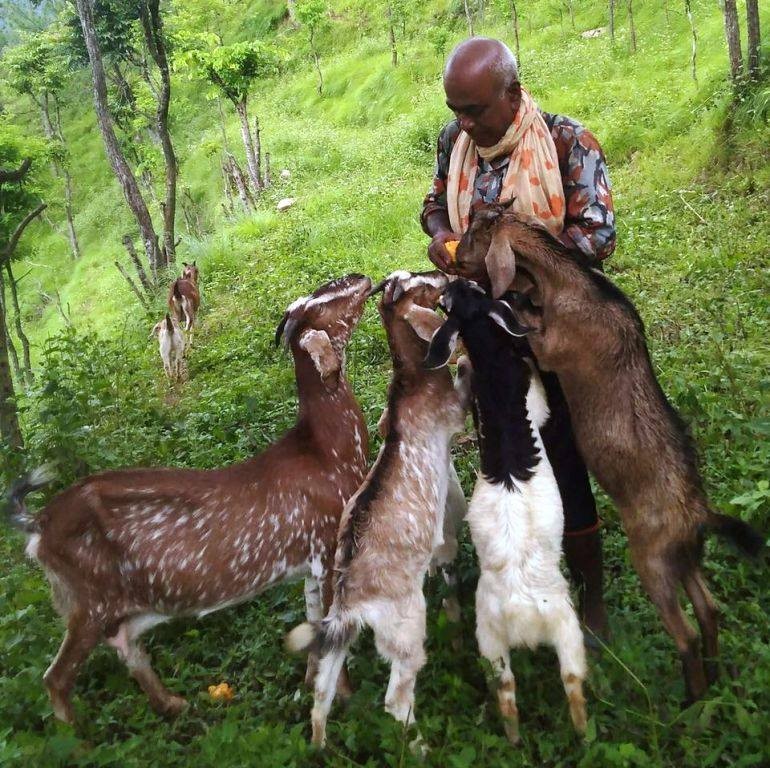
top-left (447, 89), bottom-right (565, 236)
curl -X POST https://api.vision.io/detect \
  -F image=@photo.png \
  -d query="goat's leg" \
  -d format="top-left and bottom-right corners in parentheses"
top-left (551, 600), bottom-right (588, 734)
top-left (319, 573), bottom-right (353, 698)
top-left (634, 555), bottom-right (707, 702)
top-left (44, 607), bottom-right (102, 724)
top-left (106, 618), bottom-right (186, 716)
top-left (434, 461), bottom-right (466, 628)
top-left (303, 577), bottom-right (323, 689)
top-left (373, 594), bottom-right (427, 733)
top-left (310, 648), bottom-right (347, 747)
top-left (683, 568), bottom-right (720, 685)
top-left (476, 596), bottom-right (519, 744)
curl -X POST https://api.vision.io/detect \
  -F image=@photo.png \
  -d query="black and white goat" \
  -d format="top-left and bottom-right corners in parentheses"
top-left (287, 271), bottom-right (471, 747)
top-left (425, 279), bottom-right (587, 742)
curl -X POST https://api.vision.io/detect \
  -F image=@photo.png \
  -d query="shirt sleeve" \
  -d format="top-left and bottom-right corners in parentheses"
top-left (420, 121), bottom-right (460, 235)
top-left (553, 124), bottom-right (616, 262)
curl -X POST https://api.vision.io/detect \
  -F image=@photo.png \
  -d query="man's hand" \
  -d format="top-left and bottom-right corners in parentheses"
top-left (428, 230), bottom-right (463, 272)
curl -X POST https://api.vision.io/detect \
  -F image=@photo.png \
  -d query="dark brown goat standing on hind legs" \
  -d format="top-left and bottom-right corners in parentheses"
top-left (4, 274), bottom-right (371, 724)
top-left (453, 202), bottom-right (765, 703)
top-left (167, 261), bottom-right (200, 348)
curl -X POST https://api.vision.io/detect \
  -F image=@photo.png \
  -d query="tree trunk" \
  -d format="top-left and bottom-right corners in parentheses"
top-left (684, 0), bottom-right (698, 83)
top-left (227, 154), bottom-right (254, 211)
top-left (0, 277), bottom-right (22, 387)
top-left (122, 235), bottom-right (152, 291)
top-left (253, 115), bottom-right (262, 186)
top-left (4, 263), bottom-right (33, 386)
top-left (746, 0), bottom-right (760, 80)
top-left (609, 0), bottom-right (615, 44)
top-left (115, 261), bottom-right (150, 309)
top-left (53, 96), bottom-right (82, 260)
top-left (235, 100), bottom-right (262, 194)
top-left (463, 0), bottom-right (474, 37)
top-left (627, 0), bottom-right (637, 53)
top-left (567, 0), bottom-right (575, 29)
top-left (387, 6), bottom-right (398, 67)
top-left (0, 293), bottom-right (24, 451)
top-left (287, 0), bottom-right (297, 23)
top-left (140, 0), bottom-right (177, 267)
top-left (309, 26), bottom-right (324, 93)
top-left (511, 1), bottom-right (521, 69)
top-left (263, 152), bottom-right (271, 188)
top-left (74, 0), bottom-right (163, 273)
top-left (722, 0), bottom-right (743, 84)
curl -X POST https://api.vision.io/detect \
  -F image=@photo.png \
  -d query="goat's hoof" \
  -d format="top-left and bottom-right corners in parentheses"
top-left (158, 695), bottom-right (188, 717)
top-left (503, 721), bottom-right (521, 745)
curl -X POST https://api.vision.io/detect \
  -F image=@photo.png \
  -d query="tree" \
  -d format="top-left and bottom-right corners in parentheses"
top-left (684, 0), bottom-right (697, 83)
top-left (609, 0), bottom-right (615, 45)
top-left (722, 0), bottom-right (743, 85)
top-left (0, 141), bottom-right (47, 451)
top-left (3, 29), bottom-right (82, 260)
top-left (73, 0), bottom-right (164, 274)
top-left (295, 0), bottom-right (327, 91)
top-left (67, 0), bottom-right (180, 269)
top-left (189, 42), bottom-right (279, 194)
top-left (138, 0), bottom-right (177, 264)
top-left (626, 0), bottom-right (637, 53)
top-left (746, 0), bottom-right (760, 81)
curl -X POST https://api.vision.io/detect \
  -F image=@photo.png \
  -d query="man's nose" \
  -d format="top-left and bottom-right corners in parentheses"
top-left (458, 115), bottom-right (475, 134)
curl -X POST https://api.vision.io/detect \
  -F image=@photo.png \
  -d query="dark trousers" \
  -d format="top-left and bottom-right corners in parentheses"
top-left (539, 370), bottom-right (599, 534)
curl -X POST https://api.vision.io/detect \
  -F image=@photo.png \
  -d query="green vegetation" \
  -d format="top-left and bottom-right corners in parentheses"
top-left (1, 0), bottom-right (769, 765)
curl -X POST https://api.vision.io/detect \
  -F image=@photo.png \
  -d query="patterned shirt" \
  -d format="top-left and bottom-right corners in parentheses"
top-left (421, 114), bottom-right (616, 261)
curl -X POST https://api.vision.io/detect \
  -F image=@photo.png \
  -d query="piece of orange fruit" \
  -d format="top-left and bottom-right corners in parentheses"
top-left (444, 240), bottom-right (460, 264)
top-left (208, 682), bottom-right (234, 701)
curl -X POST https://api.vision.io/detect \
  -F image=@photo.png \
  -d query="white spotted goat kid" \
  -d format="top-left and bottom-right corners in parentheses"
top-left (287, 271), bottom-right (471, 748)
top-left (425, 279), bottom-right (587, 743)
top-left (150, 313), bottom-right (185, 382)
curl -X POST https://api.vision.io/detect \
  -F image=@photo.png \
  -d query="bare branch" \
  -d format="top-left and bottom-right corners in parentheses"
top-left (2, 203), bottom-right (47, 264)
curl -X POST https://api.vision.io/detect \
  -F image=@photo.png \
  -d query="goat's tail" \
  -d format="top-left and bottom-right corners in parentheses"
top-left (707, 511), bottom-right (765, 558)
top-left (286, 612), bottom-right (358, 657)
top-left (3, 464), bottom-right (56, 533)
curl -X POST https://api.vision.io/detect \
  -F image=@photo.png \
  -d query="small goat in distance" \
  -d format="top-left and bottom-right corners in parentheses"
top-left (168, 261), bottom-right (200, 348)
top-left (5, 274), bottom-right (372, 724)
top-left (454, 203), bottom-right (765, 702)
top-left (150, 314), bottom-right (185, 382)
top-left (425, 278), bottom-right (587, 742)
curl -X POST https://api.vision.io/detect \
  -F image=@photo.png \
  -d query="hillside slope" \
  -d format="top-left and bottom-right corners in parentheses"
top-left (1, 1), bottom-right (769, 765)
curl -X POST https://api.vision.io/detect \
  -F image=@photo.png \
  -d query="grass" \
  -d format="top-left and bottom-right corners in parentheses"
top-left (1, 0), bottom-right (769, 765)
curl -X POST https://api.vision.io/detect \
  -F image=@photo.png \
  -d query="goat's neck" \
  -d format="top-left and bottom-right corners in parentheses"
top-left (293, 350), bottom-right (364, 444)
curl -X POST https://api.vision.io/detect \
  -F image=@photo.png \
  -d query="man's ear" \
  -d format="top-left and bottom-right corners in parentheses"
top-left (424, 316), bottom-right (460, 369)
top-left (488, 300), bottom-right (533, 337)
top-left (298, 329), bottom-right (339, 390)
top-left (485, 225), bottom-right (517, 299)
top-left (405, 305), bottom-right (444, 342)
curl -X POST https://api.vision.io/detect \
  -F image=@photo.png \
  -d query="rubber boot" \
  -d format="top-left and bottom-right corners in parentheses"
top-left (563, 526), bottom-right (610, 649)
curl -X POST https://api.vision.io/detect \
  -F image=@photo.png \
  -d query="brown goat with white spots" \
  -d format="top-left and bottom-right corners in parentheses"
top-left (6, 274), bottom-right (372, 724)
top-left (287, 270), bottom-right (471, 748)
top-left (167, 261), bottom-right (200, 348)
top-left (452, 203), bottom-right (765, 703)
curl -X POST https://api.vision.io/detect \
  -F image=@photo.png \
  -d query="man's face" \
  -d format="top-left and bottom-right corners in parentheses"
top-left (444, 69), bottom-right (521, 148)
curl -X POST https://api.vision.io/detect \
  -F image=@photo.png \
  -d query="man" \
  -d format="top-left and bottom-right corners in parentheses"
top-left (421, 37), bottom-right (614, 641)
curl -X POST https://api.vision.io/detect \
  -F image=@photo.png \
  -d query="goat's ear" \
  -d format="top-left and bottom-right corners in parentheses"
top-left (485, 225), bottom-right (517, 299)
top-left (149, 323), bottom-right (161, 340)
top-left (299, 329), bottom-right (339, 390)
top-left (424, 316), bottom-right (460, 369)
top-left (488, 300), bottom-right (533, 337)
top-left (405, 305), bottom-right (443, 342)
top-left (275, 312), bottom-right (299, 348)
top-left (182, 261), bottom-right (189, 267)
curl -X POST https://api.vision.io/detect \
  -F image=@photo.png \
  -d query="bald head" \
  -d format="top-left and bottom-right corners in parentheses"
top-left (444, 38), bottom-right (519, 94)
top-left (442, 38), bottom-right (522, 147)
